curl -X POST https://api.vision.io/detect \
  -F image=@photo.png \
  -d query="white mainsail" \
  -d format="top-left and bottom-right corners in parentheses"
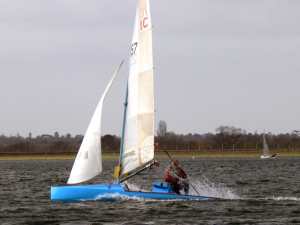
top-left (120, 0), bottom-right (154, 177)
top-left (68, 61), bottom-right (123, 184)
top-left (262, 134), bottom-right (270, 157)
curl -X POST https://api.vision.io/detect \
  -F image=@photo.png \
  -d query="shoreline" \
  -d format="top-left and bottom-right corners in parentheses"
top-left (1, 150), bottom-right (300, 160)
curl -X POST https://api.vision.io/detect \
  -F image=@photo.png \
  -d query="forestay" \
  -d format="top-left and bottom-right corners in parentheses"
top-left (120, 0), bottom-right (154, 177)
top-left (68, 61), bottom-right (123, 184)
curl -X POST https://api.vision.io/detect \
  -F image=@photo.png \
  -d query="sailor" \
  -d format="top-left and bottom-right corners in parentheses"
top-left (164, 160), bottom-right (189, 195)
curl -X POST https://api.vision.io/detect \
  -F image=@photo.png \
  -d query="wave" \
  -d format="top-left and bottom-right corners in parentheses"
top-left (268, 196), bottom-right (300, 201)
top-left (237, 196), bottom-right (300, 202)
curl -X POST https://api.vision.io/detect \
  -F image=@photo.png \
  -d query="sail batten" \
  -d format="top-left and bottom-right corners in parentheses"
top-left (67, 61), bottom-right (123, 184)
top-left (120, 0), bottom-right (155, 177)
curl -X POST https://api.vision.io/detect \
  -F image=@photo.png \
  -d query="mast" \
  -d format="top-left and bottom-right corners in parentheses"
top-left (119, 85), bottom-right (129, 166)
top-left (114, 84), bottom-right (128, 180)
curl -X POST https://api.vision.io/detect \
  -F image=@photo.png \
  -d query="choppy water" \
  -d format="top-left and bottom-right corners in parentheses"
top-left (1, 157), bottom-right (300, 225)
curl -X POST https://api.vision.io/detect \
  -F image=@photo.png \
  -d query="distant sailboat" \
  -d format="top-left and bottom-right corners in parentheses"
top-left (260, 134), bottom-right (277, 159)
top-left (50, 0), bottom-right (214, 202)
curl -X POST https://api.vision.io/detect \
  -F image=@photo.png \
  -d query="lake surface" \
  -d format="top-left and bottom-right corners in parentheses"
top-left (1, 157), bottom-right (300, 225)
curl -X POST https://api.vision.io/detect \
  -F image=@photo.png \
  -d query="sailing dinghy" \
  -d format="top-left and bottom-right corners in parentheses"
top-left (51, 0), bottom-right (213, 202)
top-left (260, 134), bottom-right (277, 159)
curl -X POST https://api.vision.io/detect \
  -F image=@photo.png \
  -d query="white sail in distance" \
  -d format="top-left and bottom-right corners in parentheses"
top-left (262, 134), bottom-right (270, 157)
top-left (120, 0), bottom-right (154, 177)
top-left (68, 61), bottom-right (124, 184)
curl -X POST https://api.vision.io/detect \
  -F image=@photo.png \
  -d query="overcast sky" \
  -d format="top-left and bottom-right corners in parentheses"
top-left (1, 0), bottom-right (300, 136)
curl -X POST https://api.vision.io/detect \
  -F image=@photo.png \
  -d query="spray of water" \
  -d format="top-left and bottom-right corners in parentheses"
top-left (96, 193), bottom-right (143, 201)
top-left (125, 177), bottom-right (239, 200)
top-left (188, 176), bottom-right (239, 200)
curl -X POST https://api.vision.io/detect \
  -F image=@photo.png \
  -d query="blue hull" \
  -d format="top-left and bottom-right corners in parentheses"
top-left (51, 182), bottom-right (213, 202)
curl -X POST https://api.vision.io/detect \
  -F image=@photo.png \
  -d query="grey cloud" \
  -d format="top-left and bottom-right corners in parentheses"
top-left (1, 0), bottom-right (300, 136)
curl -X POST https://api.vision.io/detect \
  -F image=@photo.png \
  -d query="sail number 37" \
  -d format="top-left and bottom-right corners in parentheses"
top-left (130, 42), bottom-right (138, 56)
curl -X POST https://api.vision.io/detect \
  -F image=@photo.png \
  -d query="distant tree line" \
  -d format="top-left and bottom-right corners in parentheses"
top-left (1, 125), bottom-right (300, 154)
top-left (156, 130), bottom-right (300, 151)
top-left (0, 133), bottom-right (120, 154)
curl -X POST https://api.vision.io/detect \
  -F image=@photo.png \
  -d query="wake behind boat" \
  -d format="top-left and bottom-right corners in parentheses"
top-left (51, 0), bottom-right (215, 202)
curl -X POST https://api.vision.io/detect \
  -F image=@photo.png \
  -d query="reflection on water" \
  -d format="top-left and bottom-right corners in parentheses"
top-left (1, 158), bottom-right (300, 225)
